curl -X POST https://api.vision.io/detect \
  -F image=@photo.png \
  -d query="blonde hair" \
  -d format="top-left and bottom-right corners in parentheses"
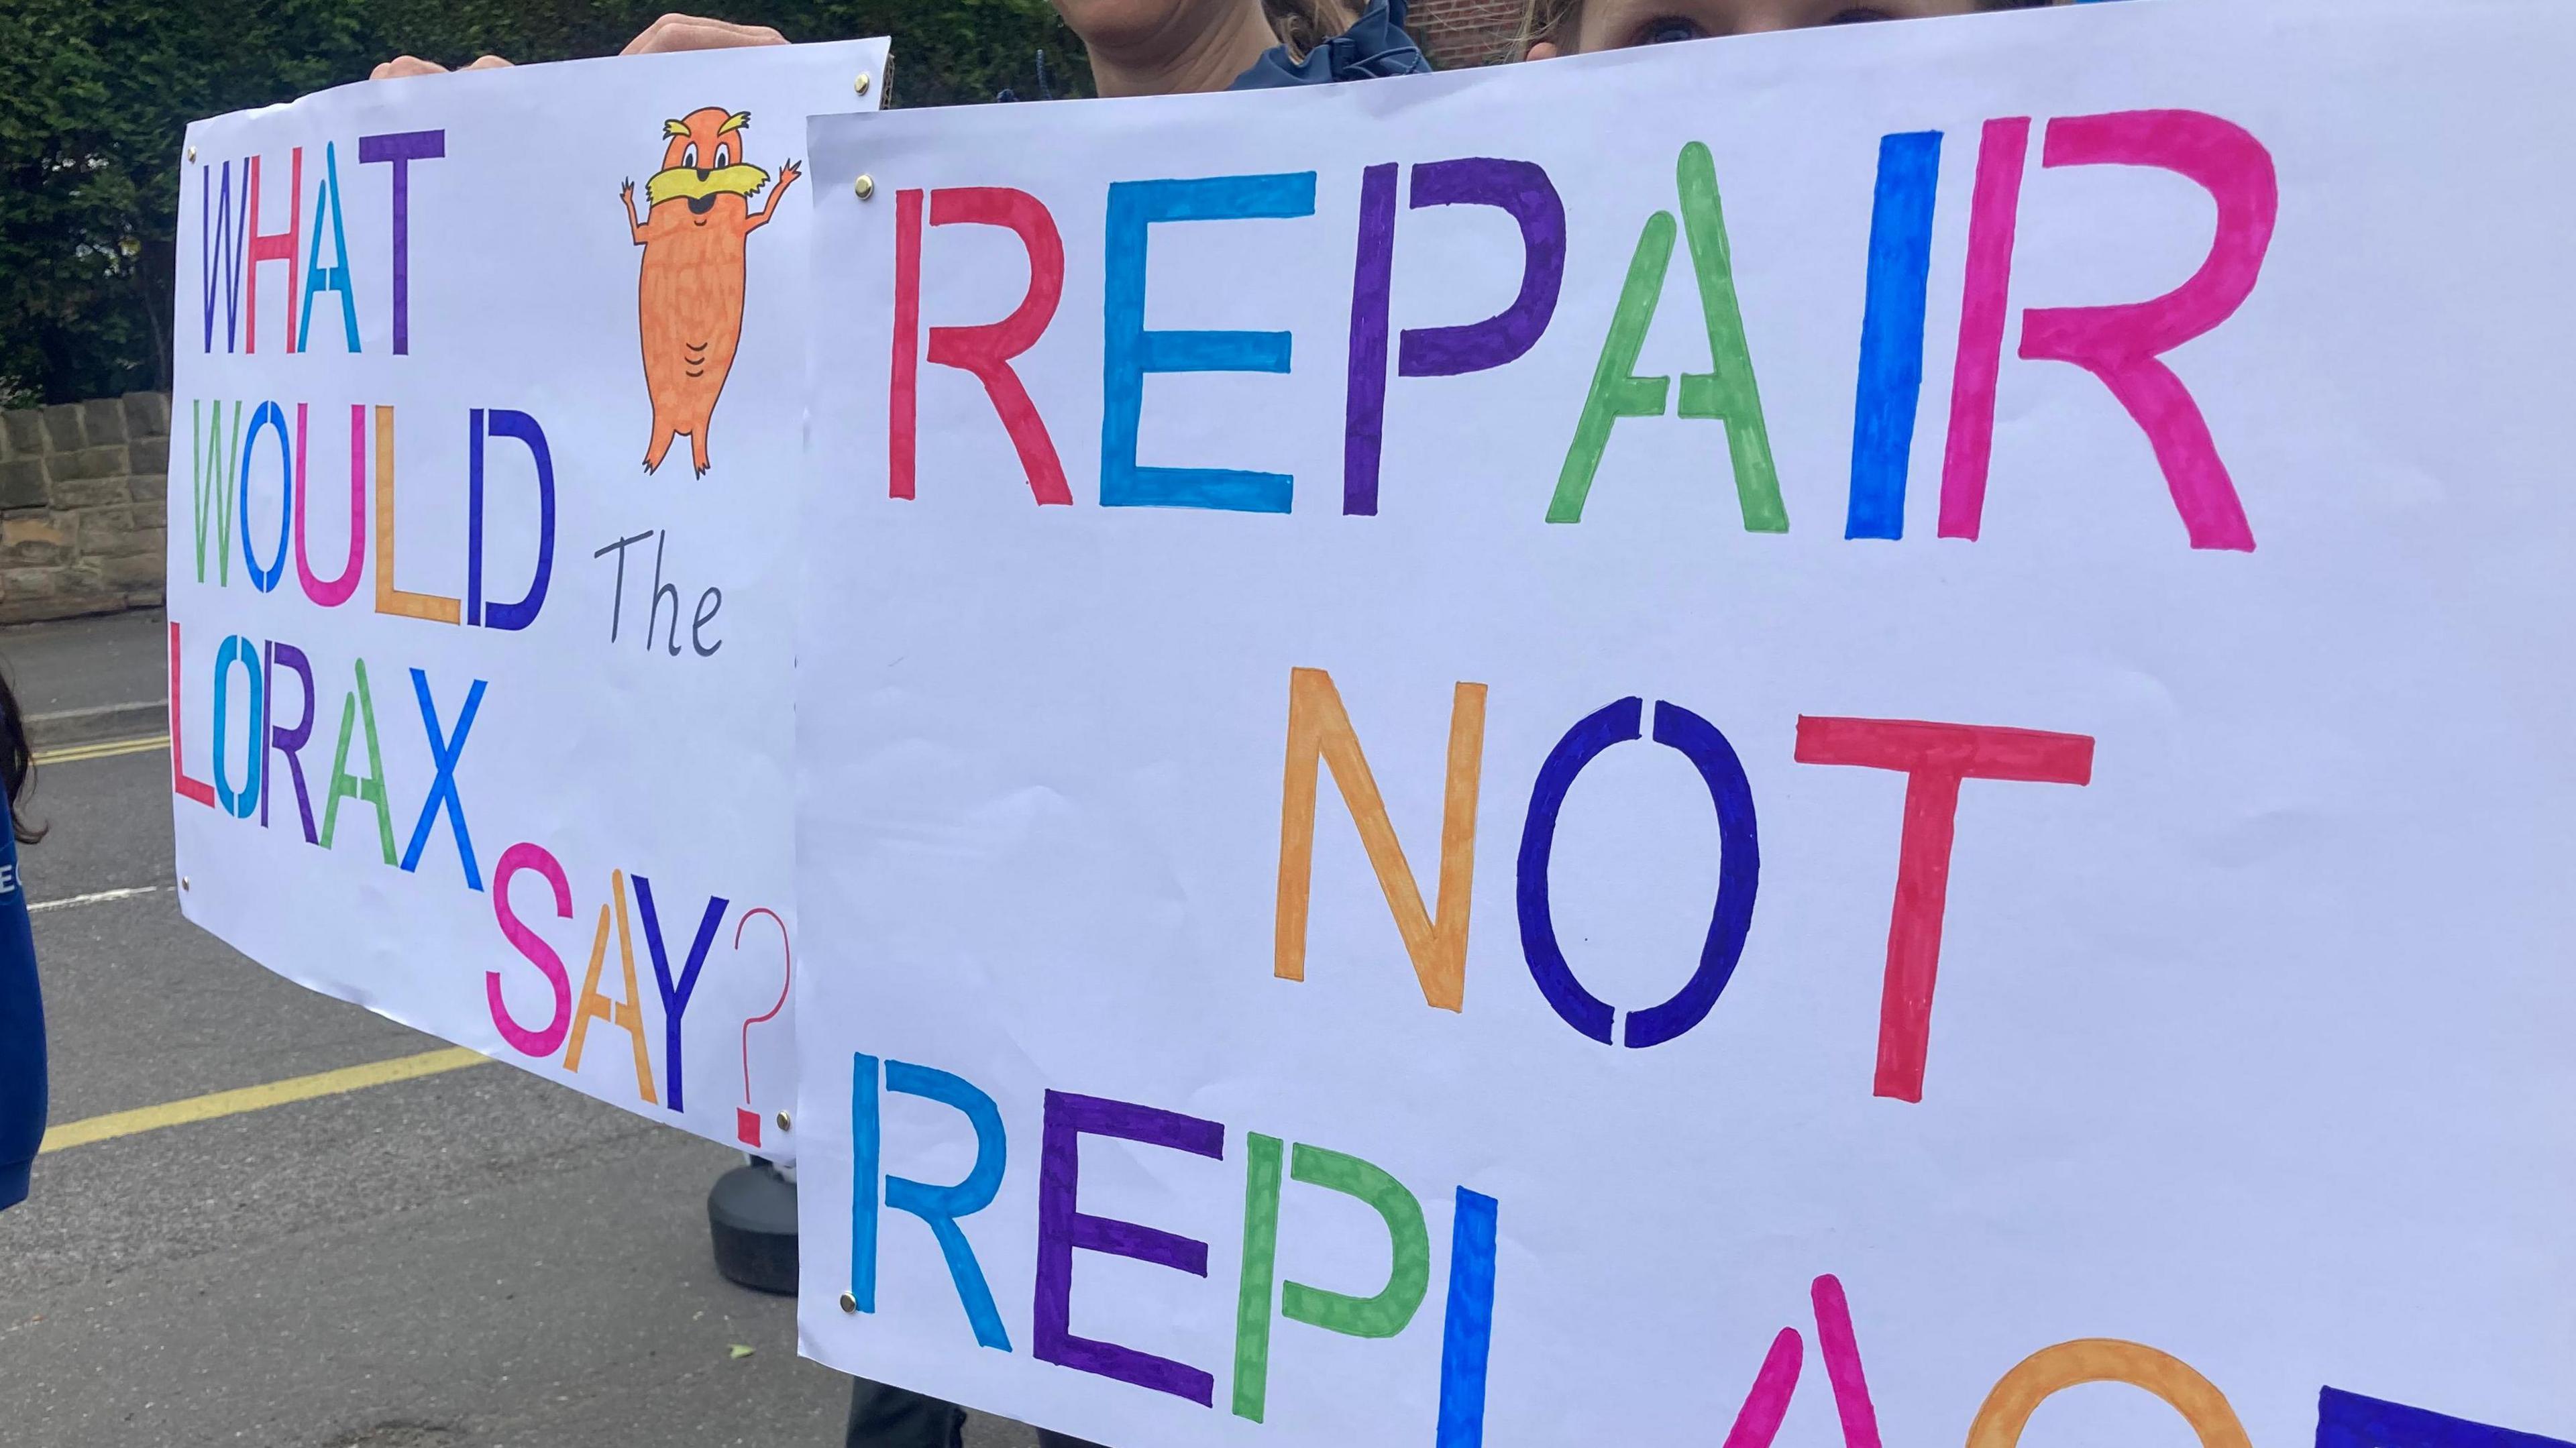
top-left (1265, 0), bottom-right (1363, 60)
top-left (1513, 0), bottom-right (1582, 59)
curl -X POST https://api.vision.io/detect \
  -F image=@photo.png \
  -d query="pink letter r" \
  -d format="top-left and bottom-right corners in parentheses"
top-left (2019, 110), bottom-right (2277, 553)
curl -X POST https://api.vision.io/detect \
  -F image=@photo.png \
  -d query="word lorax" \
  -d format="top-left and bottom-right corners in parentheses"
top-left (621, 107), bottom-right (801, 477)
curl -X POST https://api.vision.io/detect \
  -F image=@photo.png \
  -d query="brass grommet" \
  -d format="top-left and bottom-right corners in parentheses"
top-left (838, 1292), bottom-right (859, 1313)
top-left (853, 174), bottom-right (876, 201)
top-left (853, 72), bottom-right (872, 97)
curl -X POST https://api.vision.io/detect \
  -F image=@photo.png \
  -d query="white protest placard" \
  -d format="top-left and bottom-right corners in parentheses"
top-left (167, 39), bottom-right (885, 1156)
top-left (791, 1), bottom-right (2575, 1443)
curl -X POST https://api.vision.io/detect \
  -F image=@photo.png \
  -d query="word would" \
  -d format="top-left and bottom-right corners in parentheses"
top-left (846, 1054), bottom-right (1499, 1444)
top-left (187, 399), bottom-right (557, 632)
top-left (888, 111), bottom-right (2274, 549)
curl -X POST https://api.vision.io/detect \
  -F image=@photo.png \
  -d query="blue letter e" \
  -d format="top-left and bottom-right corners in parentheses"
top-left (1100, 172), bottom-right (1318, 514)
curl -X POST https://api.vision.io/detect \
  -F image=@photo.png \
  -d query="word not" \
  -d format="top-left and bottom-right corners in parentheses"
top-left (1275, 668), bottom-right (2094, 1101)
top-left (593, 529), bottom-right (725, 657)
top-left (187, 398), bottom-right (557, 631)
top-left (847, 1056), bottom-right (1499, 1445)
top-left (887, 111), bottom-right (2274, 549)
top-left (169, 620), bottom-right (488, 889)
top-left (194, 133), bottom-right (446, 357)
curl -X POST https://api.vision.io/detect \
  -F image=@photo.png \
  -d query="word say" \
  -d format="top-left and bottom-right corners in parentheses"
top-left (490, 848), bottom-right (775, 1123)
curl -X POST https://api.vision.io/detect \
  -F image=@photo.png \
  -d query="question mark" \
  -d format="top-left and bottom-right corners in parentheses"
top-left (732, 906), bottom-right (791, 1148)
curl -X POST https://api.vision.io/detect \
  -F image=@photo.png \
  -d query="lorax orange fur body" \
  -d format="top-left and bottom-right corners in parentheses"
top-left (622, 106), bottom-right (800, 476)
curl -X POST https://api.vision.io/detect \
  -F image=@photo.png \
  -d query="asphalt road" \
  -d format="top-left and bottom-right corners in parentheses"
top-left (0, 611), bottom-right (1034, 1448)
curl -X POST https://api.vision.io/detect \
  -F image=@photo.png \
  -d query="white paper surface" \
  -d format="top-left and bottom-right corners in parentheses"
top-left (167, 38), bottom-right (887, 1156)
top-left (793, 2), bottom-right (2574, 1444)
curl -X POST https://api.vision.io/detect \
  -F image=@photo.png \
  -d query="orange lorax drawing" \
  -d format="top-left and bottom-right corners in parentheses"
top-left (622, 107), bottom-right (801, 477)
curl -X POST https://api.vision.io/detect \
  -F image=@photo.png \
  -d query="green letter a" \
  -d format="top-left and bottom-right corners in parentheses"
top-left (319, 659), bottom-right (398, 865)
top-left (1549, 142), bottom-right (1786, 532)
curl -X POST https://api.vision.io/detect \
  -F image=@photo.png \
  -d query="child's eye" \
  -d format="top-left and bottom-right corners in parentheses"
top-left (1827, 5), bottom-right (1896, 19)
top-left (1638, 15), bottom-right (1705, 44)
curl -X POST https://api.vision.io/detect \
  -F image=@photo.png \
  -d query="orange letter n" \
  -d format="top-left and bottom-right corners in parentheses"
top-left (1274, 668), bottom-right (1487, 1012)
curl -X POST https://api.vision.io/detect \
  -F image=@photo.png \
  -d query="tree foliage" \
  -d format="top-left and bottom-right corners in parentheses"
top-left (0, 0), bottom-right (1089, 403)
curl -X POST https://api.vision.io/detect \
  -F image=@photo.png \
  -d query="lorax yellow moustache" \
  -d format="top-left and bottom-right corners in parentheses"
top-left (644, 161), bottom-right (769, 210)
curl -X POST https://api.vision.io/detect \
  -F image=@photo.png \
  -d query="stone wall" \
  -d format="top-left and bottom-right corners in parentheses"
top-left (0, 394), bottom-right (170, 624)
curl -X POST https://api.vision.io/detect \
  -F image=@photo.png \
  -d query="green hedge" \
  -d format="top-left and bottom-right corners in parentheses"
top-left (0, 0), bottom-right (1089, 404)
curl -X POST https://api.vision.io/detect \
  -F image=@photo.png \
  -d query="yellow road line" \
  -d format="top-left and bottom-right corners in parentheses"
top-left (35, 732), bottom-right (168, 765)
top-left (40, 1046), bottom-right (493, 1154)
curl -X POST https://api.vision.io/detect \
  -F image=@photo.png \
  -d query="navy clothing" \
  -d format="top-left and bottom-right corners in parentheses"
top-left (0, 828), bottom-right (41, 1209)
top-left (1230, 0), bottom-right (1432, 89)
top-left (845, 1378), bottom-right (1101, 1448)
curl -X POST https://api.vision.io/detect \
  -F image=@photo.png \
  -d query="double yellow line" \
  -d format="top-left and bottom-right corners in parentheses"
top-left (34, 732), bottom-right (168, 766)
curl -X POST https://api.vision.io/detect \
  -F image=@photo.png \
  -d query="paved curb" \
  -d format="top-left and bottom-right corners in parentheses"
top-left (28, 699), bottom-right (166, 750)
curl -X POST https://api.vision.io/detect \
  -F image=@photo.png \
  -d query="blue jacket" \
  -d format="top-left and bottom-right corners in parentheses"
top-left (1230, 0), bottom-right (1433, 89)
top-left (0, 828), bottom-right (42, 1209)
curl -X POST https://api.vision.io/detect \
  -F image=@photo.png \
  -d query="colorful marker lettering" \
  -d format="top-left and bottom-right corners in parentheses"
top-left (1519, 698), bottom-right (1761, 1048)
top-left (244, 148), bottom-right (302, 354)
top-left (1101, 172), bottom-right (1317, 514)
top-left (357, 129), bottom-right (443, 355)
top-left (1275, 667), bottom-right (1487, 1013)
top-left (297, 140), bottom-right (361, 355)
top-left (893, 187), bottom-right (1072, 504)
top-left (262, 641), bottom-right (319, 842)
top-left (1793, 716), bottom-right (2095, 1102)
top-left (851, 1054), bottom-right (1015, 1349)
top-left (489, 842), bottom-right (576, 1058)
top-left (1034, 1090), bottom-right (1225, 1403)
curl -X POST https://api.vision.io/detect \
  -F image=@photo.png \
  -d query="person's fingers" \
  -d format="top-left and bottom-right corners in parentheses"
top-left (370, 55), bottom-right (451, 80)
top-left (652, 18), bottom-right (788, 52)
top-left (619, 14), bottom-right (790, 55)
top-left (1524, 40), bottom-right (1562, 61)
top-left (462, 54), bottom-right (515, 70)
